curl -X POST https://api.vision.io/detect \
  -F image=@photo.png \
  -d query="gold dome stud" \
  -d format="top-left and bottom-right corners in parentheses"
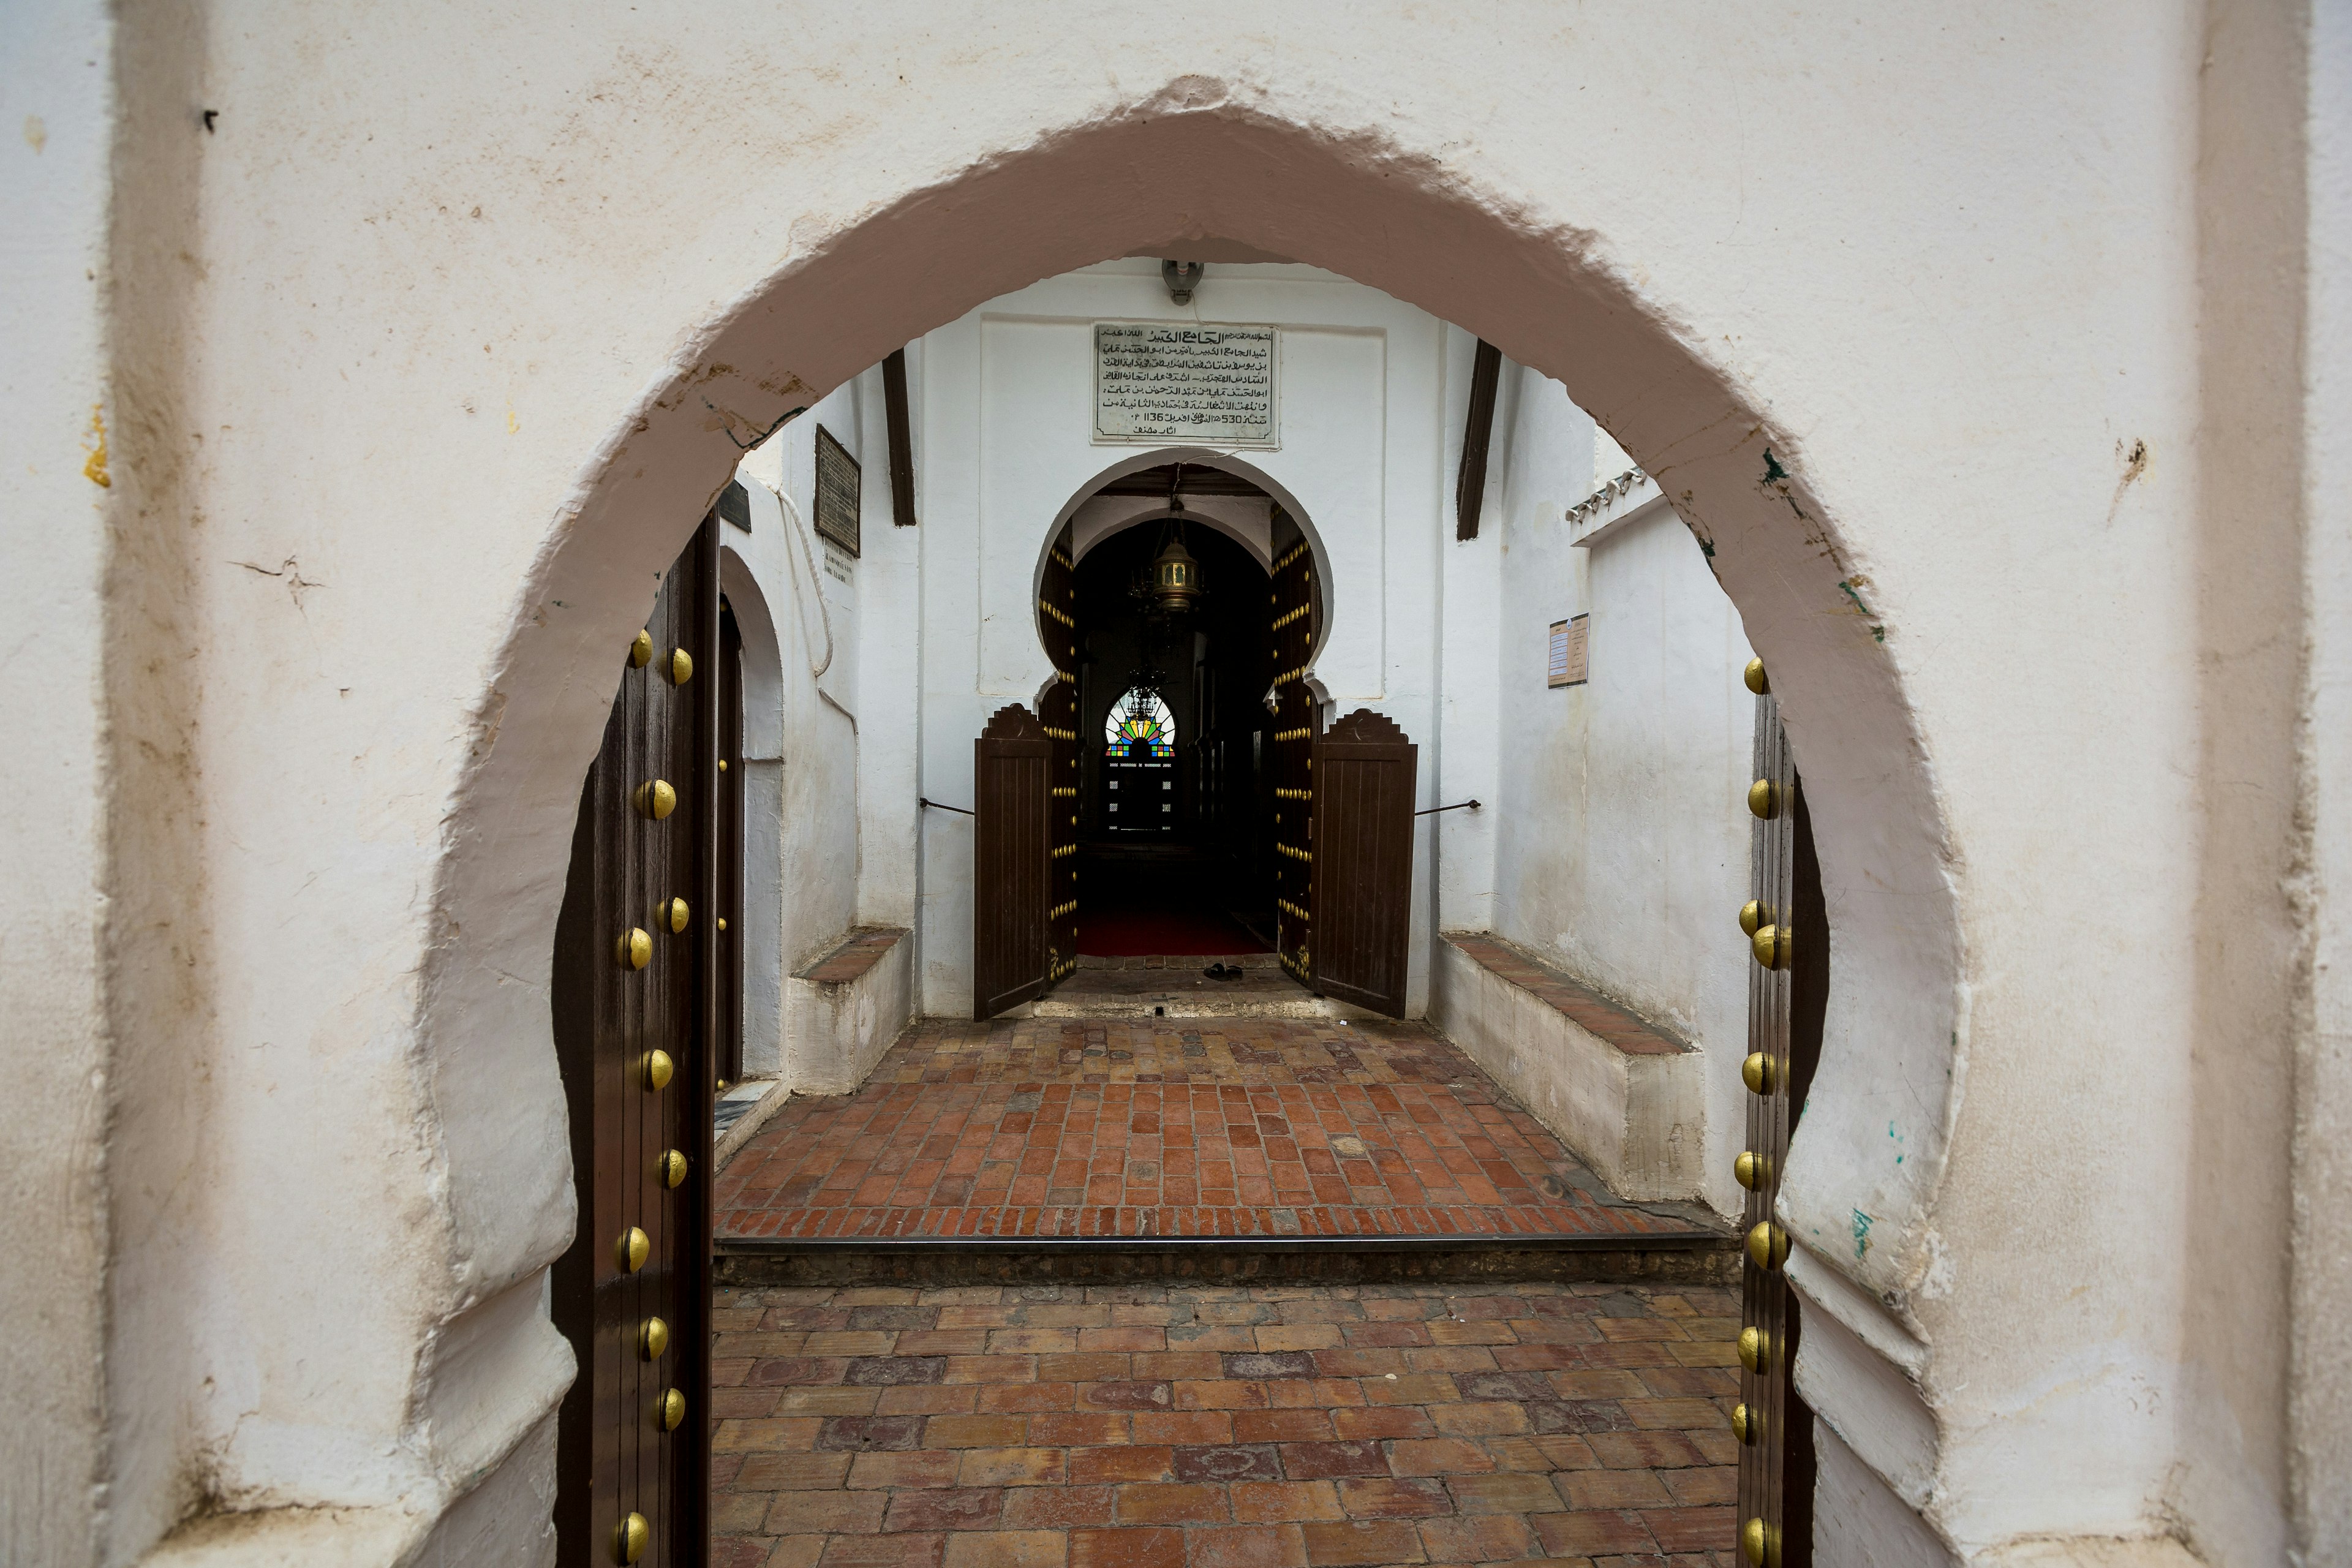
top-left (1746, 1221), bottom-right (1789, 1271)
top-left (1742, 1515), bottom-right (1776, 1566)
top-left (717, 758), bottom-right (728, 772)
top-left (1743, 1052), bottom-right (1775, 1095)
top-left (640, 1316), bottom-right (670, 1361)
top-left (1740, 1325), bottom-right (1771, 1373)
top-left (633, 779), bottom-right (677, 820)
top-left (1732, 1402), bottom-right (1756, 1444)
top-left (658, 1387), bottom-right (686, 1431)
top-left (1747, 778), bottom-right (1779, 819)
top-left (616, 1226), bottom-right (650, 1273)
top-left (658, 1149), bottom-right (688, 1188)
top-left (662, 896), bottom-right (690, 934)
top-left (615, 1511), bottom-right (650, 1564)
top-left (643, 1049), bottom-right (674, 1091)
top-left (630, 630), bottom-right (654, 669)
top-left (717, 918), bottom-right (728, 931)
top-left (1739, 900), bottom-right (1766, 937)
top-left (1735, 1151), bottom-right (1768, 1190)
top-left (1744, 657), bottom-right (1769, 695)
top-left (617, 929), bottom-right (652, 970)
top-left (668, 648), bottom-right (693, 686)
top-left (1752, 924), bottom-right (1791, 971)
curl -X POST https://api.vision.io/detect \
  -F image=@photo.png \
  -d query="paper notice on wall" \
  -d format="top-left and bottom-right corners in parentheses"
top-left (1095, 323), bottom-right (1278, 447)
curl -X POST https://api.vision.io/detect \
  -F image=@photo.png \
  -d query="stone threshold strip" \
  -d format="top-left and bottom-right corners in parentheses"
top-left (722, 1198), bottom-right (1700, 1242)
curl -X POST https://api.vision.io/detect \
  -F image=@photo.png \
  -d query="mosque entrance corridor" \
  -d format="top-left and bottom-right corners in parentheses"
top-left (1065, 467), bottom-right (1280, 966)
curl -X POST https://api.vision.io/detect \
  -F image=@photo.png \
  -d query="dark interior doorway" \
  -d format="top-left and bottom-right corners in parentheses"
top-left (1070, 500), bottom-right (1273, 957)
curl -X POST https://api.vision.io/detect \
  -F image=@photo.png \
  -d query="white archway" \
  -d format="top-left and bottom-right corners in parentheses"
top-left (396, 96), bottom-right (1967, 1566)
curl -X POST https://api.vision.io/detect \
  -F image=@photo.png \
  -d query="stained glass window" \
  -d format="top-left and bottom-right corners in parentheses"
top-left (1105, 687), bottom-right (1176, 757)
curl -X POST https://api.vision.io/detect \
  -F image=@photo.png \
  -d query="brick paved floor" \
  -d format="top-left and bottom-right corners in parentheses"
top-left (711, 1279), bottom-right (1741, 1568)
top-left (716, 1017), bottom-right (1712, 1243)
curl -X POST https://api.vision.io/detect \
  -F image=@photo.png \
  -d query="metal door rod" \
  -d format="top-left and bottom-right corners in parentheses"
top-left (1414, 799), bottom-right (1482, 816)
top-left (921, 797), bottom-right (976, 816)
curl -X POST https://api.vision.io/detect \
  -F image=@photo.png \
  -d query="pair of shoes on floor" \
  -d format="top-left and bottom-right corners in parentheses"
top-left (1202, 962), bottom-right (1244, 981)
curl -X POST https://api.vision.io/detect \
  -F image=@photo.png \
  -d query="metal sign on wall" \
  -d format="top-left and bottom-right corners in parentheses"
top-left (1548, 614), bottom-right (1590, 687)
top-left (813, 425), bottom-right (861, 557)
top-left (1094, 322), bottom-right (1278, 448)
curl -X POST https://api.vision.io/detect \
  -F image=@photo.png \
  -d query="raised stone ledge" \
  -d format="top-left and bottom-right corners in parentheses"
top-left (796, 925), bottom-right (906, 986)
top-left (1442, 932), bottom-right (1691, 1057)
top-left (1432, 931), bottom-right (1705, 1202)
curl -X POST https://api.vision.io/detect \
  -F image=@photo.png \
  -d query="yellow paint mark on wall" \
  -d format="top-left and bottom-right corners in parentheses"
top-left (24, 115), bottom-right (47, 153)
top-left (506, 404), bottom-right (519, 434)
top-left (82, 404), bottom-right (110, 488)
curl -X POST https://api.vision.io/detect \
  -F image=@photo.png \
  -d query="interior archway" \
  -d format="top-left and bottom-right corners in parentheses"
top-left (418, 103), bottom-right (1962, 1376)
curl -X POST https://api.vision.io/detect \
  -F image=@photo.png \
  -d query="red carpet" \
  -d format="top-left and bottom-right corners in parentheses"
top-left (1077, 907), bottom-right (1271, 956)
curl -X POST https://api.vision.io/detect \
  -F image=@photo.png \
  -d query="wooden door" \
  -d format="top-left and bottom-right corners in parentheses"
top-left (973, 704), bottom-right (1055, 1019)
top-left (715, 602), bottom-right (744, 1090)
top-left (1038, 530), bottom-right (1080, 981)
top-left (551, 518), bottom-right (718, 1568)
top-left (1735, 668), bottom-right (1824, 1568)
top-left (1308, 709), bottom-right (1417, 1017)
top-left (1268, 529), bottom-right (1317, 982)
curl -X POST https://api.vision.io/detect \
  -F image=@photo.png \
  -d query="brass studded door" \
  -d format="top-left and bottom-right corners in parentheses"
top-left (1734, 660), bottom-right (1823, 1568)
top-left (551, 517), bottom-right (719, 1568)
top-left (1039, 529), bottom-right (1080, 984)
top-left (1268, 522), bottom-right (1317, 983)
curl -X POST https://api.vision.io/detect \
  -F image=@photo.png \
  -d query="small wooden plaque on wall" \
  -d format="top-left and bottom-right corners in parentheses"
top-left (1548, 614), bottom-right (1589, 688)
top-left (813, 426), bottom-right (861, 558)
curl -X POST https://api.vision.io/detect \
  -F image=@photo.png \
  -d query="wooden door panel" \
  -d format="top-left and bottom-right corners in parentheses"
top-left (973, 704), bottom-right (1054, 1019)
top-left (554, 516), bottom-right (718, 1567)
top-left (1268, 529), bottom-right (1317, 980)
top-left (1308, 709), bottom-right (1417, 1017)
top-left (1039, 533), bottom-right (1080, 982)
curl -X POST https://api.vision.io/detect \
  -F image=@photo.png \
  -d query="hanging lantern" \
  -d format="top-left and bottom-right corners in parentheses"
top-left (1151, 524), bottom-right (1204, 616)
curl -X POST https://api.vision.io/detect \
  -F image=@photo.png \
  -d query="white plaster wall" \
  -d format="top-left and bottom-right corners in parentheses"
top-left (728, 375), bottom-right (871, 1079)
top-left (1489, 377), bottom-right (1754, 1219)
top-left (12, 9), bottom-right (2318, 1566)
top-left (2, 3), bottom-right (113, 1561)
top-left (1432, 332), bottom-right (1505, 944)
top-left (912, 262), bottom-right (1448, 1016)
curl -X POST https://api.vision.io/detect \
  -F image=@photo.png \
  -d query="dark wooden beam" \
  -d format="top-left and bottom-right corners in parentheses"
top-left (1454, 339), bottom-right (1504, 540)
top-left (883, 348), bottom-right (918, 528)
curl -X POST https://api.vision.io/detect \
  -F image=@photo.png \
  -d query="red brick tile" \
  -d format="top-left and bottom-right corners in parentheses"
top-left (1188, 1524), bottom-right (1311, 1568)
top-left (1133, 1410), bottom-right (1232, 1445)
top-left (1300, 1520), bottom-right (1428, 1566)
top-left (1278, 1441), bottom-right (1389, 1479)
top-left (1336, 1476), bottom-right (1451, 1518)
top-left (1224, 1478), bottom-right (1344, 1523)
top-left (1643, 1504), bottom-right (1736, 1552)
top-left (1002, 1486), bottom-right (1116, 1530)
top-left (1387, 1439), bottom-right (1494, 1477)
top-left (1531, 1509), bottom-right (1656, 1558)
top-left (820, 1536), bottom-right (946, 1568)
top-left (1068, 1527), bottom-right (1185, 1568)
top-left (1114, 1482), bottom-right (1230, 1524)
top-left (1070, 1446), bottom-right (1173, 1484)
top-left (941, 1531), bottom-right (1066, 1568)
top-left (884, 1488), bottom-right (1006, 1532)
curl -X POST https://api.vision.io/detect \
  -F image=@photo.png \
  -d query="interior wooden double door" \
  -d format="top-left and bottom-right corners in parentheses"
top-left (551, 517), bottom-right (723, 1567)
top-left (973, 517), bottom-right (1415, 1020)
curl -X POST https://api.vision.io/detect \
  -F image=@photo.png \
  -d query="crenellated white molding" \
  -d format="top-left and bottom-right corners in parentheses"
top-left (1566, 467), bottom-right (1669, 549)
